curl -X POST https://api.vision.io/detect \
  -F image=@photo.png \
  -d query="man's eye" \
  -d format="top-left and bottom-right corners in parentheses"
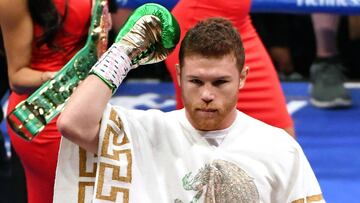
top-left (213, 80), bottom-right (227, 86)
top-left (190, 79), bottom-right (203, 85)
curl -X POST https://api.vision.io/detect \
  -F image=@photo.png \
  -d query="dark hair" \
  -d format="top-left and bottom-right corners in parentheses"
top-left (0, 31), bottom-right (5, 57)
top-left (28, 0), bottom-right (68, 49)
top-left (179, 17), bottom-right (245, 71)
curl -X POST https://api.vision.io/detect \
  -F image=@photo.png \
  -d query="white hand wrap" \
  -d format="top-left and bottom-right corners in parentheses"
top-left (90, 44), bottom-right (132, 92)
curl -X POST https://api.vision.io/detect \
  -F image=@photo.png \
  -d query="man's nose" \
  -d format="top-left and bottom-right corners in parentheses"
top-left (201, 86), bottom-right (215, 103)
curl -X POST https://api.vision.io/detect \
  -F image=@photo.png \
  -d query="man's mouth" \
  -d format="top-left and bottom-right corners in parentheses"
top-left (196, 108), bottom-right (218, 117)
top-left (198, 108), bottom-right (216, 112)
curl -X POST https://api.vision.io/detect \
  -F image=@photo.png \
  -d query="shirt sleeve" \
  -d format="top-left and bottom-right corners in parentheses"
top-left (284, 143), bottom-right (326, 203)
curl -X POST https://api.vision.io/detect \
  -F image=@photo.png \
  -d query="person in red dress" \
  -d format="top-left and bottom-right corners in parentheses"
top-left (0, 0), bottom-right (91, 202)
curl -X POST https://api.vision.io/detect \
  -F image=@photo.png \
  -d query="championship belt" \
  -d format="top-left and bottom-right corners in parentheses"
top-left (8, 2), bottom-right (180, 141)
top-left (7, 0), bottom-right (111, 140)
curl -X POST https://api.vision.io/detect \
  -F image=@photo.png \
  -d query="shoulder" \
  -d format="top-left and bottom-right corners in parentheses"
top-left (108, 104), bottom-right (180, 126)
top-left (0, 0), bottom-right (28, 25)
top-left (236, 110), bottom-right (300, 151)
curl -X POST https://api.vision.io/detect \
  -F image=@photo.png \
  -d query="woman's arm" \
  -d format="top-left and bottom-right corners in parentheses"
top-left (0, 0), bottom-right (54, 94)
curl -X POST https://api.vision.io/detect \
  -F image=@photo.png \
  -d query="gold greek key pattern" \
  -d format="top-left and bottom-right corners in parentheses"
top-left (79, 147), bottom-right (97, 177)
top-left (292, 199), bottom-right (305, 203)
top-left (291, 193), bottom-right (324, 203)
top-left (78, 182), bottom-right (95, 203)
top-left (307, 194), bottom-right (324, 202)
top-left (101, 124), bottom-right (129, 160)
top-left (95, 108), bottom-right (132, 202)
top-left (99, 151), bottom-right (132, 183)
top-left (96, 162), bottom-right (131, 202)
top-left (110, 108), bottom-right (125, 130)
top-left (78, 147), bottom-right (97, 201)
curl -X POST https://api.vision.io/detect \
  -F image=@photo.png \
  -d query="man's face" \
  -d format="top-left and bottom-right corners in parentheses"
top-left (177, 54), bottom-right (248, 131)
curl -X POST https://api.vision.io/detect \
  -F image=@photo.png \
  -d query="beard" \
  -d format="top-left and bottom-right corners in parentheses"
top-left (185, 101), bottom-right (236, 131)
top-left (191, 114), bottom-right (221, 130)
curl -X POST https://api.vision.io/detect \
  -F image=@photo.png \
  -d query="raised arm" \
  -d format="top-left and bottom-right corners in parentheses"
top-left (57, 75), bottom-right (111, 153)
top-left (57, 3), bottom-right (180, 153)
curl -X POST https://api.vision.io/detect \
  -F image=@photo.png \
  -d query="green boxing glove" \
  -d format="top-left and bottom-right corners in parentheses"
top-left (90, 3), bottom-right (180, 93)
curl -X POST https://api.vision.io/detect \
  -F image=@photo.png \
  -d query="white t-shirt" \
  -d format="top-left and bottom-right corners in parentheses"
top-left (54, 104), bottom-right (325, 203)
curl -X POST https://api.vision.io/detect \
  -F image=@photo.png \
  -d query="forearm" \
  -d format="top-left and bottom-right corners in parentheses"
top-left (1, 0), bottom-right (47, 94)
top-left (8, 67), bottom-right (55, 94)
top-left (58, 43), bottom-right (131, 153)
top-left (58, 3), bottom-right (180, 153)
top-left (58, 75), bottom-right (112, 153)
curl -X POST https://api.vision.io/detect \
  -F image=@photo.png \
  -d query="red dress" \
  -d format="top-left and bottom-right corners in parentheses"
top-left (165, 0), bottom-right (293, 129)
top-left (6, 0), bottom-right (91, 202)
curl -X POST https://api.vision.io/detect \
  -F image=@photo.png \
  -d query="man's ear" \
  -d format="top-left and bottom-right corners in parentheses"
top-left (239, 65), bottom-right (249, 89)
top-left (176, 64), bottom-right (181, 86)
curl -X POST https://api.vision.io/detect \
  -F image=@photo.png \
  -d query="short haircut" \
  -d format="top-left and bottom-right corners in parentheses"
top-left (178, 17), bottom-right (245, 71)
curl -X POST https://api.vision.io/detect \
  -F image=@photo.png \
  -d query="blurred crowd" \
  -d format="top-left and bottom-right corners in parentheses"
top-left (128, 14), bottom-right (360, 82)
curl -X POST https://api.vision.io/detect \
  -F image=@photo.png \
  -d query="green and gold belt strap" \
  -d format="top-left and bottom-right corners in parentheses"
top-left (7, 0), bottom-right (111, 140)
top-left (7, 2), bottom-right (180, 141)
